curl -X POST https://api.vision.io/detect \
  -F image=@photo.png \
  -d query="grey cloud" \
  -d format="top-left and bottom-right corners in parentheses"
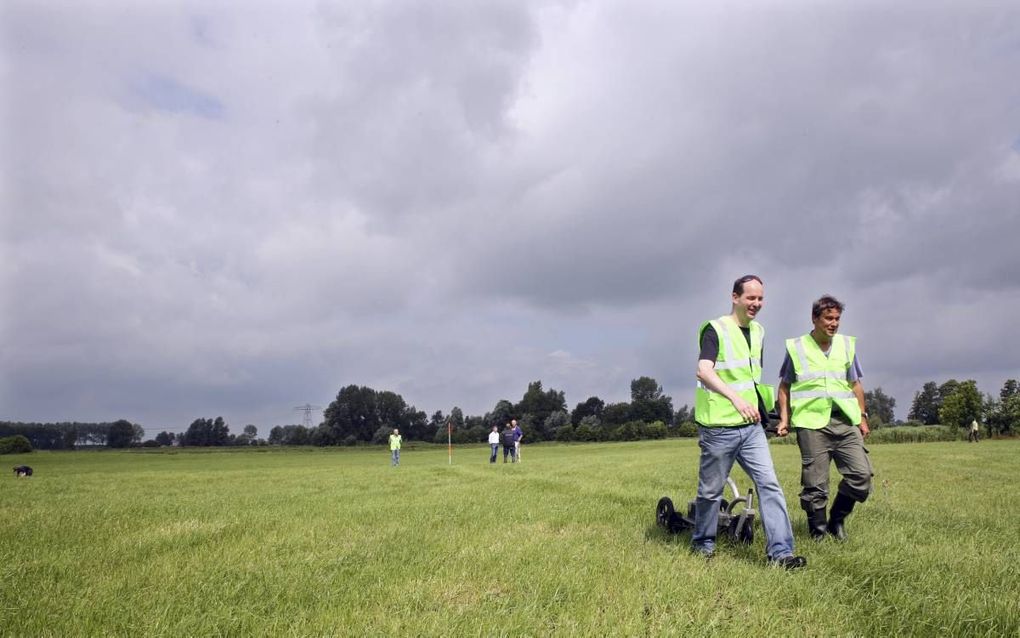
top-left (3, 1), bottom-right (1019, 428)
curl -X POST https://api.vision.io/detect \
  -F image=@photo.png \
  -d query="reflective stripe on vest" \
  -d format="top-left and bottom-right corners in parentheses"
top-left (786, 333), bottom-right (861, 429)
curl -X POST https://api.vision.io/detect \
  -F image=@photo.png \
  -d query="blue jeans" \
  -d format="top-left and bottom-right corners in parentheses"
top-left (692, 424), bottom-right (796, 559)
top-left (490, 444), bottom-right (499, 463)
top-left (391, 449), bottom-right (400, 466)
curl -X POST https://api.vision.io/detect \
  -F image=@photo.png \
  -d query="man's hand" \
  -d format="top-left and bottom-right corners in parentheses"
top-left (776, 421), bottom-right (789, 437)
top-left (860, 417), bottom-right (870, 439)
top-left (731, 397), bottom-right (760, 424)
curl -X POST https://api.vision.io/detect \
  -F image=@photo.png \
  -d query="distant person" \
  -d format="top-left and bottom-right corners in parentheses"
top-left (488, 425), bottom-right (500, 462)
top-left (692, 275), bottom-right (805, 569)
top-left (512, 419), bottom-right (523, 462)
top-left (389, 428), bottom-right (402, 466)
top-left (501, 423), bottom-right (516, 463)
top-left (969, 419), bottom-right (980, 443)
top-left (777, 295), bottom-right (873, 542)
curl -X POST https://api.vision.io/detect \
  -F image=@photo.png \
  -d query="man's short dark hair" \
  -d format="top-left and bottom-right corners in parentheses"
top-left (732, 274), bottom-right (763, 295)
top-left (812, 295), bottom-right (845, 319)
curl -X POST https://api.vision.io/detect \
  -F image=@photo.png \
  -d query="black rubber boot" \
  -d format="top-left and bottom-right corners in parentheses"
top-left (827, 493), bottom-right (856, 541)
top-left (807, 508), bottom-right (828, 540)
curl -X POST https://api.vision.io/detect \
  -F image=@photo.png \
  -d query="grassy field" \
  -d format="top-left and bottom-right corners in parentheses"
top-left (2, 439), bottom-right (1018, 637)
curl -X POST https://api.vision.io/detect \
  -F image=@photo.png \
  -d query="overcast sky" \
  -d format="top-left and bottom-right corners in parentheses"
top-left (3, 1), bottom-right (1019, 435)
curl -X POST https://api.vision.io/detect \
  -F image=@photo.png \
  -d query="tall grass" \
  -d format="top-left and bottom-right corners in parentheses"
top-left (770, 424), bottom-right (961, 445)
top-left (2, 440), bottom-right (1018, 636)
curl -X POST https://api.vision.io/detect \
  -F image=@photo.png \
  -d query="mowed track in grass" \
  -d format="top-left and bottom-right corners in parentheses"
top-left (2, 439), bottom-right (1018, 636)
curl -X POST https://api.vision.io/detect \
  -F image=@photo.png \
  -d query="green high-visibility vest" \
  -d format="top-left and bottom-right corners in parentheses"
top-left (785, 333), bottom-right (862, 429)
top-left (695, 315), bottom-right (775, 426)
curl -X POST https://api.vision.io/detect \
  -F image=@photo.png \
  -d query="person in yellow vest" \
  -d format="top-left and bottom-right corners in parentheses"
top-left (693, 275), bottom-right (806, 569)
top-left (389, 428), bottom-right (402, 466)
top-left (777, 295), bottom-right (872, 541)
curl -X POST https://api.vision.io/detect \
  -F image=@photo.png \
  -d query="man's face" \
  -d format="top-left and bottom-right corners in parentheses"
top-left (511, 420), bottom-right (517, 427)
top-left (732, 280), bottom-right (764, 322)
top-left (813, 308), bottom-right (841, 338)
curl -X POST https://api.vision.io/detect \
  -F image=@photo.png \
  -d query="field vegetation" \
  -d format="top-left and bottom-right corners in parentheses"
top-left (2, 439), bottom-right (1018, 636)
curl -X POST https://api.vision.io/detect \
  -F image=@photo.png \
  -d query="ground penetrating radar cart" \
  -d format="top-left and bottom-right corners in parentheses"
top-left (656, 477), bottom-right (756, 544)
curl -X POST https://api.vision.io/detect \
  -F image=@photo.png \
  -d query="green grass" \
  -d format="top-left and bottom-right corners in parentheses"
top-left (2, 440), bottom-right (1018, 636)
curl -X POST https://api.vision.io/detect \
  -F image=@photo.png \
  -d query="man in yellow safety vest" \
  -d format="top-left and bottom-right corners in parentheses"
top-left (692, 275), bottom-right (806, 569)
top-left (777, 295), bottom-right (873, 541)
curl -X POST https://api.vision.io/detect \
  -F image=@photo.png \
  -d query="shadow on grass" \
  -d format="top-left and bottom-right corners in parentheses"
top-left (643, 523), bottom-right (768, 567)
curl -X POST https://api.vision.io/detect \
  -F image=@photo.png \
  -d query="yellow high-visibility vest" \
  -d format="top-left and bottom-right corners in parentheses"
top-left (785, 333), bottom-right (862, 429)
top-left (695, 315), bottom-right (775, 426)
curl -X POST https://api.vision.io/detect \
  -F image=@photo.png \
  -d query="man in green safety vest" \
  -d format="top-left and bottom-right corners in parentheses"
top-left (777, 295), bottom-right (873, 541)
top-left (692, 275), bottom-right (806, 569)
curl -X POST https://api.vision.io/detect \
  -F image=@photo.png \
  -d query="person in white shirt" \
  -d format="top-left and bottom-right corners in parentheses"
top-left (488, 425), bottom-right (500, 463)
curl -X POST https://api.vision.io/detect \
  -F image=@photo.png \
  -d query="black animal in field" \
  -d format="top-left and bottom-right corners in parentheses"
top-left (13, 466), bottom-right (33, 477)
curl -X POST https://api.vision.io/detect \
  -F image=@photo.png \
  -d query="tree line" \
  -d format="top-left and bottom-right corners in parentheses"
top-left (907, 378), bottom-right (1019, 435)
top-left (8, 376), bottom-right (1015, 451)
top-left (0, 420), bottom-right (143, 450)
top-left (0, 419), bottom-right (264, 450)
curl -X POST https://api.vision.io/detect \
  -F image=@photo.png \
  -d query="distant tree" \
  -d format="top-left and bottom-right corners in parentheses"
top-left (0, 435), bottom-right (33, 454)
top-left (864, 387), bottom-right (896, 426)
top-left (629, 376), bottom-right (674, 424)
top-left (1000, 379), bottom-right (1019, 403)
top-left (602, 402), bottom-right (631, 427)
top-left (182, 419), bottom-right (210, 446)
top-left (939, 380), bottom-right (982, 429)
top-left (1001, 394), bottom-right (1020, 434)
top-left (554, 422), bottom-right (575, 441)
top-left (938, 380), bottom-right (960, 404)
top-left (515, 381), bottom-right (567, 437)
top-left (574, 415), bottom-right (602, 442)
top-left (154, 431), bottom-right (175, 446)
top-left (321, 385), bottom-right (427, 444)
top-left (544, 410), bottom-right (570, 435)
top-left (427, 411), bottom-right (446, 442)
top-left (484, 400), bottom-right (515, 429)
top-left (311, 425), bottom-right (334, 446)
top-left (269, 425), bottom-right (310, 445)
top-left (449, 407), bottom-right (465, 431)
top-left (321, 385), bottom-right (380, 444)
top-left (107, 420), bottom-right (136, 448)
top-left (516, 413), bottom-right (542, 441)
top-left (644, 421), bottom-right (668, 439)
top-left (571, 396), bottom-right (605, 426)
top-left (210, 417), bottom-right (230, 446)
top-left (182, 417), bottom-right (230, 446)
top-left (674, 404), bottom-right (692, 425)
top-left (985, 388), bottom-right (1020, 436)
top-left (908, 382), bottom-right (941, 425)
top-left (243, 425), bottom-right (258, 438)
top-left (0, 423), bottom-right (81, 449)
top-left (377, 390), bottom-right (407, 430)
top-left (404, 408), bottom-right (428, 441)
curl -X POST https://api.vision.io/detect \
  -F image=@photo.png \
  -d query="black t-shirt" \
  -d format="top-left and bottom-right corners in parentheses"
top-left (699, 324), bottom-right (769, 426)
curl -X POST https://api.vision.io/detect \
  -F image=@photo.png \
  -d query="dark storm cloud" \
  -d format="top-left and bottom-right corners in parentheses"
top-left (2, 1), bottom-right (1019, 429)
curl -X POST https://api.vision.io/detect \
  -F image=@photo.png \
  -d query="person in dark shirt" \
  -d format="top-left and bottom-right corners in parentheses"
top-left (501, 423), bottom-right (517, 463)
top-left (698, 322), bottom-right (770, 429)
top-left (691, 275), bottom-right (805, 569)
